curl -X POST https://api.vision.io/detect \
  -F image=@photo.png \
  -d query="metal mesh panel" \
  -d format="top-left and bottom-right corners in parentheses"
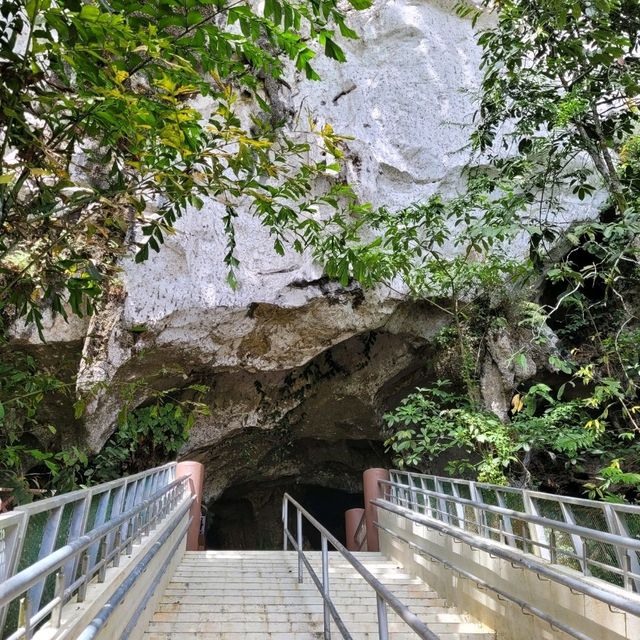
top-left (389, 471), bottom-right (640, 593)
top-left (569, 505), bottom-right (622, 583)
top-left (462, 504), bottom-right (481, 535)
top-left (532, 498), bottom-right (564, 521)
top-left (569, 504), bottom-right (608, 531)
top-left (501, 491), bottom-right (524, 513)
top-left (478, 487), bottom-right (498, 506)
top-left (53, 504), bottom-right (74, 552)
top-left (456, 484), bottom-right (472, 500)
top-left (621, 511), bottom-right (640, 538)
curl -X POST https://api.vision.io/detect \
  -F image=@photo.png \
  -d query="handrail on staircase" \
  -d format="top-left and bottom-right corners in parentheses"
top-left (381, 475), bottom-right (640, 593)
top-left (281, 493), bottom-right (439, 640)
top-left (0, 462), bottom-right (195, 640)
top-left (372, 497), bottom-right (640, 634)
top-left (372, 517), bottom-right (594, 640)
top-left (389, 469), bottom-right (640, 590)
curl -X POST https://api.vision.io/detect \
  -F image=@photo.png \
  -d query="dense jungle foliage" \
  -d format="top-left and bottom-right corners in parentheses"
top-left (1, 0), bottom-right (640, 503)
top-left (341, 0), bottom-right (640, 500)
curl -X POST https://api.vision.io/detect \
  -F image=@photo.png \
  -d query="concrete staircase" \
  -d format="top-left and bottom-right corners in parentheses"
top-left (144, 550), bottom-right (496, 639)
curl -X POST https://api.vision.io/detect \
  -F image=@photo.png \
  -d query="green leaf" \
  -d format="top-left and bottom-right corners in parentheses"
top-left (324, 38), bottom-right (346, 62)
top-left (348, 0), bottom-right (372, 9)
top-left (79, 5), bottom-right (100, 20)
top-left (135, 243), bottom-right (149, 263)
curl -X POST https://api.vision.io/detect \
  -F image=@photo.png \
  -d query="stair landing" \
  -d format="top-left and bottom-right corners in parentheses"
top-left (144, 550), bottom-right (495, 639)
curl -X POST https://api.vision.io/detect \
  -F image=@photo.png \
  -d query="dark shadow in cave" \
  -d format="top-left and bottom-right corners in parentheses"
top-left (204, 436), bottom-right (389, 551)
top-left (298, 485), bottom-right (364, 549)
top-left (206, 481), bottom-right (364, 551)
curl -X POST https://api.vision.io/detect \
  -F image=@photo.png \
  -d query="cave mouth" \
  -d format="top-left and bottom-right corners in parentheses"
top-left (205, 481), bottom-right (365, 551)
top-left (296, 485), bottom-right (365, 550)
top-left (202, 436), bottom-right (390, 550)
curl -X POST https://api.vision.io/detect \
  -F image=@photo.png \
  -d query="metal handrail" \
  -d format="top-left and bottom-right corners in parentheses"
top-left (373, 520), bottom-right (593, 640)
top-left (0, 472), bottom-right (190, 640)
top-left (372, 498), bottom-right (640, 618)
top-left (381, 478), bottom-right (640, 551)
top-left (77, 497), bottom-right (193, 640)
top-left (392, 468), bottom-right (640, 513)
top-left (391, 469), bottom-right (640, 584)
top-left (282, 493), bottom-right (439, 640)
top-left (382, 476), bottom-right (640, 591)
top-left (0, 460), bottom-right (177, 635)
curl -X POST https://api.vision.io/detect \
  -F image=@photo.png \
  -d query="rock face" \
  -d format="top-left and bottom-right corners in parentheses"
top-left (77, 0), bottom-right (489, 454)
top-left (14, 1), bottom-right (602, 543)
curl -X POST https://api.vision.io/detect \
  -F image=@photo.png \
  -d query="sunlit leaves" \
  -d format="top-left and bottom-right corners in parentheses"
top-left (0, 0), bottom-right (368, 335)
top-left (0, 0), bottom-right (373, 496)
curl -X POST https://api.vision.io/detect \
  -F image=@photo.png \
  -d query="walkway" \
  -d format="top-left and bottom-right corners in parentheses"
top-left (144, 550), bottom-right (495, 639)
top-left (2, 463), bottom-right (640, 640)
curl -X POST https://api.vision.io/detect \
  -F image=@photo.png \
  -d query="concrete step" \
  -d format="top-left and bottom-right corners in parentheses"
top-left (161, 586), bottom-right (440, 596)
top-left (151, 609), bottom-right (471, 622)
top-left (143, 551), bottom-right (496, 640)
top-left (146, 621), bottom-right (492, 634)
top-left (158, 597), bottom-right (449, 609)
top-left (146, 634), bottom-right (492, 640)
top-left (155, 603), bottom-right (458, 616)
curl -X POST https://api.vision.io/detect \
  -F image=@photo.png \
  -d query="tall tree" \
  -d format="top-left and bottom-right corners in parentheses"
top-left (321, 0), bottom-right (640, 494)
top-left (0, 0), bottom-right (370, 330)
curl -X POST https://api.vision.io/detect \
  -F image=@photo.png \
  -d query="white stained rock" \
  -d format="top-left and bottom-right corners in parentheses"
top-left (10, 308), bottom-right (89, 344)
top-left (32, 1), bottom-right (604, 452)
top-left (116, 0), bottom-right (488, 336)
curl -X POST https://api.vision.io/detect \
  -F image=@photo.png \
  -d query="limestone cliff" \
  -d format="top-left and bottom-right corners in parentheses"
top-left (11, 0), bottom-right (600, 507)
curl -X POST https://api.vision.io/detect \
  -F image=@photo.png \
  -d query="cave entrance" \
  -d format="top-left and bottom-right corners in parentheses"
top-left (297, 485), bottom-right (364, 550)
top-left (205, 482), bottom-right (364, 551)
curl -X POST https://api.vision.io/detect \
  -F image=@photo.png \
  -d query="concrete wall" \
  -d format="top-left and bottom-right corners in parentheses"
top-left (35, 496), bottom-right (191, 640)
top-left (379, 509), bottom-right (640, 640)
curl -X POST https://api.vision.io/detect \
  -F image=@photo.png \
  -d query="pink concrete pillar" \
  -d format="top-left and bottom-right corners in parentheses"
top-left (345, 508), bottom-right (365, 552)
top-left (363, 468), bottom-right (390, 552)
top-left (176, 461), bottom-right (204, 551)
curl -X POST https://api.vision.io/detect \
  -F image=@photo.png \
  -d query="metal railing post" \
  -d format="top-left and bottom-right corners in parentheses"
top-left (98, 538), bottom-right (108, 583)
top-left (135, 513), bottom-right (142, 544)
top-left (19, 596), bottom-right (31, 640)
top-left (283, 498), bottom-right (289, 551)
top-left (624, 550), bottom-right (633, 590)
top-left (113, 530), bottom-right (121, 568)
top-left (376, 593), bottom-right (389, 640)
top-left (52, 571), bottom-right (64, 628)
top-left (126, 516), bottom-right (134, 555)
top-left (321, 534), bottom-right (331, 640)
top-left (77, 553), bottom-right (90, 602)
top-left (549, 529), bottom-right (557, 564)
top-left (297, 509), bottom-right (303, 583)
top-left (581, 536), bottom-right (590, 576)
top-left (408, 474), bottom-right (417, 511)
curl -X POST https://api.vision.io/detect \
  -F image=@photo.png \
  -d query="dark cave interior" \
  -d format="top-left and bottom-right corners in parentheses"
top-left (206, 481), bottom-right (365, 550)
